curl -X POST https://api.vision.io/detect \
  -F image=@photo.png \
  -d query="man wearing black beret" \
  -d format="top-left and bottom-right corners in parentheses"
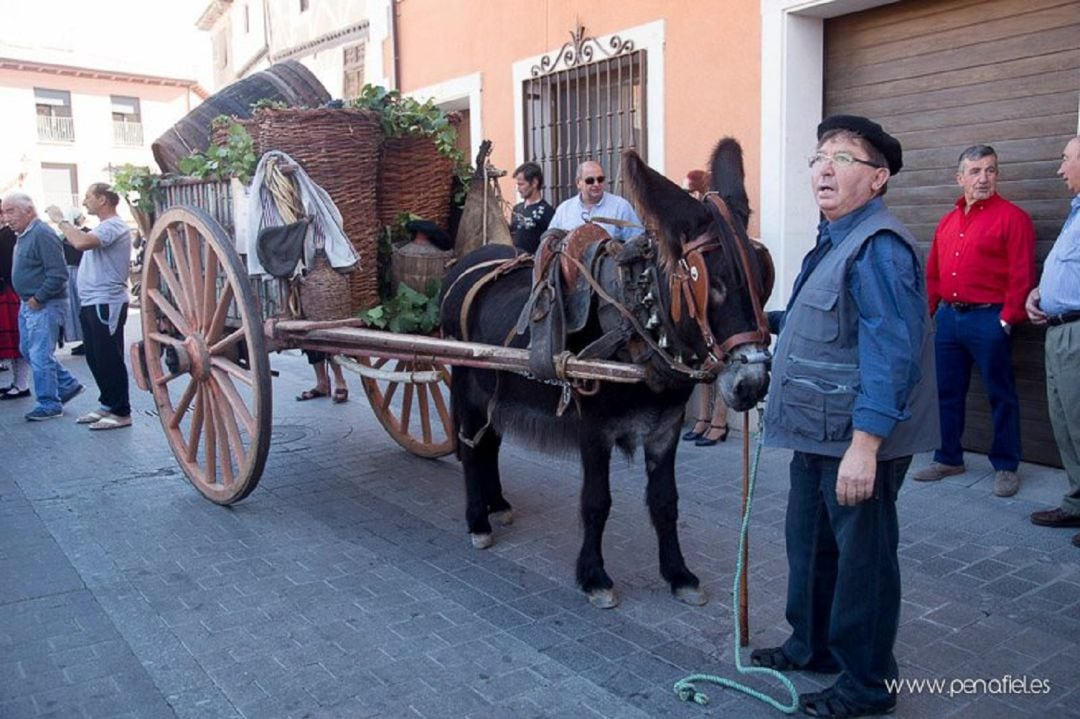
top-left (755, 115), bottom-right (938, 717)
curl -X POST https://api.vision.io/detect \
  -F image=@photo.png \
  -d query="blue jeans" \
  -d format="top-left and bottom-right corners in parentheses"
top-left (782, 451), bottom-right (910, 709)
top-left (18, 299), bottom-right (80, 413)
top-left (932, 304), bottom-right (1020, 471)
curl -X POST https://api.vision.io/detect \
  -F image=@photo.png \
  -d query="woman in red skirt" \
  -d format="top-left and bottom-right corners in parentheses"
top-left (0, 224), bottom-right (30, 398)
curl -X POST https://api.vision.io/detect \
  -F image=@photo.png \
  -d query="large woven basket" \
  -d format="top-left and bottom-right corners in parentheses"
top-left (243, 108), bottom-right (383, 312)
top-left (377, 133), bottom-right (455, 231)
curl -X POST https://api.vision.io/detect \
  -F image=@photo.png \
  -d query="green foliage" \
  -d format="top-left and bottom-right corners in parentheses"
top-left (178, 122), bottom-right (258, 184)
top-left (361, 279), bottom-right (441, 335)
top-left (111, 164), bottom-right (161, 216)
top-left (251, 98), bottom-right (288, 112)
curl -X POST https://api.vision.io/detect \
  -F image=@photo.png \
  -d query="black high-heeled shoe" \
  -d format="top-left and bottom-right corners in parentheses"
top-left (682, 420), bottom-right (709, 442)
top-left (695, 424), bottom-right (729, 446)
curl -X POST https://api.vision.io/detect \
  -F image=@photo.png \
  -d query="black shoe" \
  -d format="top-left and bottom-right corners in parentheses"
top-left (70, 344), bottom-right (86, 356)
top-left (682, 420), bottom-right (709, 442)
top-left (695, 425), bottom-right (730, 447)
top-left (800, 687), bottom-right (894, 717)
top-left (0, 385), bottom-right (30, 400)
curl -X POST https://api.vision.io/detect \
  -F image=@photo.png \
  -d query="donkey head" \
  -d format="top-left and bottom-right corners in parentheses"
top-left (622, 144), bottom-right (771, 411)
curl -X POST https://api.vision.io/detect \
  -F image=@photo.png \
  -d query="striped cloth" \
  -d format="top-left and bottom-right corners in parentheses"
top-left (246, 150), bottom-right (360, 277)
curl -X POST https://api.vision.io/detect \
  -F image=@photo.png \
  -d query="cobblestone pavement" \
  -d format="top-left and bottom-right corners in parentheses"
top-left (2, 327), bottom-right (1078, 718)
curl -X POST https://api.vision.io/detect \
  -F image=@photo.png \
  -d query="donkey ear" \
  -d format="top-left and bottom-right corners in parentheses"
top-left (622, 150), bottom-right (712, 258)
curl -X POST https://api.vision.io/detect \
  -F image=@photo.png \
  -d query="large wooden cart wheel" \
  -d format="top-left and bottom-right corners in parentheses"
top-left (351, 356), bottom-right (456, 458)
top-left (140, 206), bottom-right (272, 504)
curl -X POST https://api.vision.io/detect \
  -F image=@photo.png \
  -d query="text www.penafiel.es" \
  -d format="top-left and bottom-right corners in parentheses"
top-left (885, 675), bottom-right (1052, 698)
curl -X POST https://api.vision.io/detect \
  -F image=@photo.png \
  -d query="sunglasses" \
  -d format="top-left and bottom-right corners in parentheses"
top-left (583, 176), bottom-right (606, 185)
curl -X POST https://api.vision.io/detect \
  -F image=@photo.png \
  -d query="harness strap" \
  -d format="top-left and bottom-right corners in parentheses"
top-left (588, 215), bottom-right (644, 230)
top-left (444, 255), bottom-right (531, 342)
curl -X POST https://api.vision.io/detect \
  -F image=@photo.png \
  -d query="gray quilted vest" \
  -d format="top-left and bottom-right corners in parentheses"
top-left (763, 206), bottom-right (938, 460)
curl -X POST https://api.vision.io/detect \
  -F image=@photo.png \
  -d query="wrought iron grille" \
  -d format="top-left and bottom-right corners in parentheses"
top-left (522, 27), bottom-right (646, 205)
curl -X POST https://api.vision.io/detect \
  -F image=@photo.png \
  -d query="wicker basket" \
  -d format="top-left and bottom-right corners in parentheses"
top-left (299, 249), bottom-right (352, 320)
top-left (243, 108), bottom-right (383, 312)
top-left (377, 133), bottom-right (455, 231)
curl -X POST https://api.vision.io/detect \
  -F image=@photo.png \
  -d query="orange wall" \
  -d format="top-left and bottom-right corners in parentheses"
top-left (393, 0), bottom-right (762, 235)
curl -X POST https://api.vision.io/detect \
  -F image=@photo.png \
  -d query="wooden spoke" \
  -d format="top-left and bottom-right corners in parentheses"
top-left (429, 376), bottom-right (452, 439)
top-left (185, 223), bottom-right (206, 321)
top-left (205, 283), bottom-right (234, 345)
top-left (166, 225), bottom-right (199, 325)
top-left (211, 368), bottom-right (256, 436)
top-left (166, 380), bottom-right (199, 432)
top-left (201, 248), bottom-right (220, 331)
top-left (186, 386), bottom-right (206, 463)
top-left (153, 251), bottom-right (195, 322)
top-left (147, 288), bottom-right (191, 337)
top-left (147, 331), bottom-right (185, 349)
top-left (209, 328), bottom-right (245, 356)
top-left (358, 357), bottom-right (455, 458)
top-left (142, 206), bottom-right (271, 504)
top-left (417, 383), bottom-right (433, 444)
top-left (210, 356), bottom-right (253, 386)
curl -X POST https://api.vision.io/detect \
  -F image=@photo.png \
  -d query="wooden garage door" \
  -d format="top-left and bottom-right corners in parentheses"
top-left (824, 0), bottom-right (1080, 467)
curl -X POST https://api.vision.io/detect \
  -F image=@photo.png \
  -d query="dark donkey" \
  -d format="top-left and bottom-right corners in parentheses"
top-left (439, 140), bottom-right (772, 608)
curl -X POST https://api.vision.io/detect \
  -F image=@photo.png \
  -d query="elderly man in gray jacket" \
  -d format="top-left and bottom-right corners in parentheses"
top-left (2, 191), bottom-right (83, 420)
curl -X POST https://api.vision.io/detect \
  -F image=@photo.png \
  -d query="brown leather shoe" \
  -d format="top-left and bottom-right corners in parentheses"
top-left (1030, 508), bottom-right (1080, 528)
top-left (912, 462), bottom-right (965, 482)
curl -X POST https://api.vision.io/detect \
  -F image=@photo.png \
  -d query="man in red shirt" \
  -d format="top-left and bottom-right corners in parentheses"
top-left (914, 145), bottom-right (1035, 496)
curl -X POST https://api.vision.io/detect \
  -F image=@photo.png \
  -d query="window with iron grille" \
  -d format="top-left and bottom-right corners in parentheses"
top-left (35, 88), bottom-right (75, 143)
top-left (522, 45), bottom-right (646, 205)
top-left (342, 42), bottom-right (366, 101)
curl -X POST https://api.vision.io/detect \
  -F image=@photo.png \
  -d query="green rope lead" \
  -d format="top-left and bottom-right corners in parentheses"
top-left (673, 420), bottom-right (799, 714)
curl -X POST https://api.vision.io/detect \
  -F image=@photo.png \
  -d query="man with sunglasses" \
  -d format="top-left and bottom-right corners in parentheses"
top-left (914, 146), bottom-right (1035, 497)
top-left (548, 160), bottom-right (642, 242)
top-left (756, 115), bottom-right (938, 718)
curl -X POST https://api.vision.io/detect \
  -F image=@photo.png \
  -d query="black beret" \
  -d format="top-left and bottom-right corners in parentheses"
top-left (817, 114), bottom-right (903, 175)
top-left (406, 219), bottom-right (453, 252)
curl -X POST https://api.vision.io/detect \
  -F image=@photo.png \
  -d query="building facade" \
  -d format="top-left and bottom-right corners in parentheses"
top-left (0, 51), bottom-right (206, 222)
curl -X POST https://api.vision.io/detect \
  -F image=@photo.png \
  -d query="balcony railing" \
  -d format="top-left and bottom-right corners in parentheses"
top-left (113, 120), bottom-right (144, 146)
top-left (37, 115), bottom-right (76, 142)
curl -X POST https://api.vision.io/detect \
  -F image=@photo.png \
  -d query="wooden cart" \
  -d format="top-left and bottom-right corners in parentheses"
top-left (131, 181), bottom-right (647, 505)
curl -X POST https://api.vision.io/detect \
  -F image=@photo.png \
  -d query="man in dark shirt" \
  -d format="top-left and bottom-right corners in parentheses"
top-left (508, 162), bottom-right (554, 254)
top-left (915, 146), bottom-right (1035, 497)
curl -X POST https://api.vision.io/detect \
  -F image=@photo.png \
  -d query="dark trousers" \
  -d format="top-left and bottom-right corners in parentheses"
top-left (932, 304), bottom-right (1020, 471)
top-left (79, 303), bottom-right (130, 417)
top-left (782, 451), bottom-right (910, 709)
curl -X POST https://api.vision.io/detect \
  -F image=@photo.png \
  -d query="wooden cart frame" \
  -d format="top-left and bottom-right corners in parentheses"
top-left (132, 184), bottom-right (647, 505)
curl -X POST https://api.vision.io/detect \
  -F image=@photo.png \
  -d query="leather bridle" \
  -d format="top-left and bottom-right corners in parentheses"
top-left (667, 193), bottom-right (772, 373)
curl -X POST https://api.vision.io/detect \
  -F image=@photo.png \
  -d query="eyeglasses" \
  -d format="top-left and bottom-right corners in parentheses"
top-left (808, 152), bottom-right (882, 169)
top-left (582, 176), bottom-right (606, 185)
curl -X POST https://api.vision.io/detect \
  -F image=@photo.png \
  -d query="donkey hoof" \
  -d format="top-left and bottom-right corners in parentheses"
top-left (470, 533), bottom-right (493, 550)
top-left (587, 588), bottom-right (619, 609)
top-left (490, 509), bottom-right (514, 526)
top-left (675, 585), bottom-right (708, 606)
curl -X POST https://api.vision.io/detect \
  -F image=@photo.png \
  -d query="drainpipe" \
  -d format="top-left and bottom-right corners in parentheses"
top-left (389, 0), bottom-right (400, 90)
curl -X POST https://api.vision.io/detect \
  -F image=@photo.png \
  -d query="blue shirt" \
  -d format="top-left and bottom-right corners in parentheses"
top-left (548, 191), bottom-right (643, 242)
top-left (11, 218), bottom-right (68, 304)
top-left (774, 198), bottom-right (927, 438)
top-left (1038, 195), bottom-right (1080, 315)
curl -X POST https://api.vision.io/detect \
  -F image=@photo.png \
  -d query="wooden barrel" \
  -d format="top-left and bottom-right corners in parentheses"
top-left (390, 240), bottom-right (454, 295)
top-left (151, 61), bottom-right (329, 174)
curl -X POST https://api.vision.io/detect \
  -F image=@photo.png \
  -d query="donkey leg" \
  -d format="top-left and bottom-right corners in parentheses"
top-left (576, 431), bottom-right (618, 608)
top-left (461, 426), bottom-right (503, 549)
top-left (644, 423), bottom-right (707, 606)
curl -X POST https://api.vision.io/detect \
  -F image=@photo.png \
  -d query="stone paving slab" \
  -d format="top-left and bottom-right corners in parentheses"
top-left (1, 336), bottom-right (1078, 718)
